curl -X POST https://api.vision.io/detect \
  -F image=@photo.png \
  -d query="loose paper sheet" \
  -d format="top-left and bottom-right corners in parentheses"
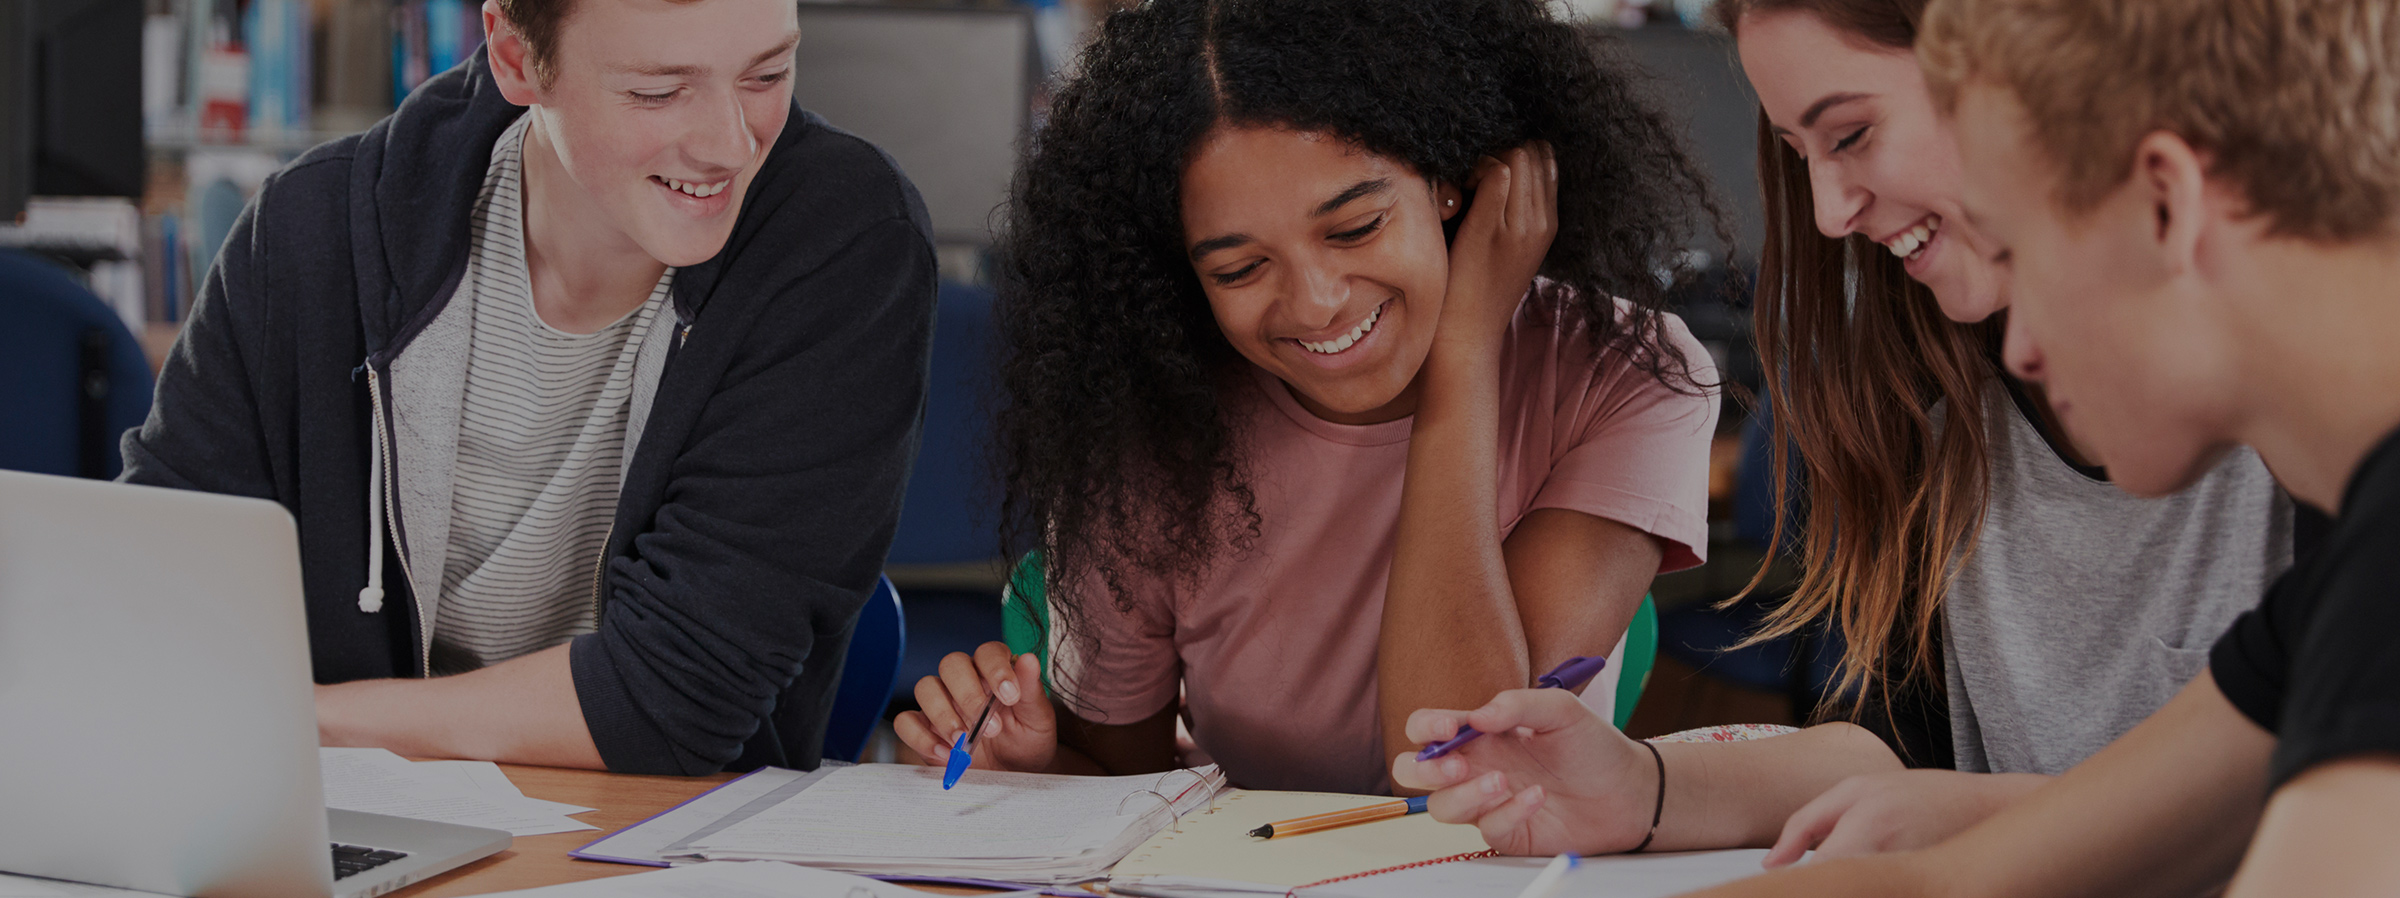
top-left (414, 759), bottom-right (596, 815)
top-left (319, 748), bottom-right (596, 836)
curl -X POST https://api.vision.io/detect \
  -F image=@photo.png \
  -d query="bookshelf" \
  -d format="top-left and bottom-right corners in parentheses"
top-left (132, 0), bottom-right (458, 367)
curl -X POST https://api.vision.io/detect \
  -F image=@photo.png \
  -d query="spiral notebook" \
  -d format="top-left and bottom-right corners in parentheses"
top-left (1106, 789), bottom-right (1493, 897)
top-left (654, 763), bottom-right (1226, 884)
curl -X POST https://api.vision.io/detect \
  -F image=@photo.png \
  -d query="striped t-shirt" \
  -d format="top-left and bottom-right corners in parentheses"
top-left (429, 115), bottom-right (670, 675)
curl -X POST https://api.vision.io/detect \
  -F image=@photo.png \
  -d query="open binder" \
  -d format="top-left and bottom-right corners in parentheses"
top-left (573, 763), bottom-right (1226, 885)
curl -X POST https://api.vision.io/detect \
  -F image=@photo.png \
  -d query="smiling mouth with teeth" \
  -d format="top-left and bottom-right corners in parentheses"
top-left (1883, 215), bottom-right (1941, 261)
top-left (655, 175), bottom-right (731, 199)
top-left (1297, 300), bottom-right (1387, 355)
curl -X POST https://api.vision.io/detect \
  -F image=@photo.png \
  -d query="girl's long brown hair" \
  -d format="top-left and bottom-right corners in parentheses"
top-left (1716, 0), bottom-right (2002, 717)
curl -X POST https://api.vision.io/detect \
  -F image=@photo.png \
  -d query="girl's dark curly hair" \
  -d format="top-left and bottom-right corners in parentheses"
top-left (996, 0), bottom-right (1726, 635)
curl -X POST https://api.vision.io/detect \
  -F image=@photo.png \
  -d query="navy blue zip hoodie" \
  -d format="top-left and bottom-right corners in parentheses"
top-left (121, 54), bottom-right (936, 775)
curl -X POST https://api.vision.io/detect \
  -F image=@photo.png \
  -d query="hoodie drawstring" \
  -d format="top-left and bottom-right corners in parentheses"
top-left (359, 407), bottom-right (387, 613)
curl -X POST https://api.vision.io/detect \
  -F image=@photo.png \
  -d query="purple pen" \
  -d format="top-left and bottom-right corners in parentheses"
top-left (1414, 654), bottom-right (1608, 761)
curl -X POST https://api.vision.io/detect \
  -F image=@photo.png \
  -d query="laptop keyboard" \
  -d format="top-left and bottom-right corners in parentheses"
top-left (332, 843), bottom-right (409, 880)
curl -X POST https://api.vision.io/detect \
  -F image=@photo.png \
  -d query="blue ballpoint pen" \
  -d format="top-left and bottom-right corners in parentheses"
top-left (943, 695), bottom-right (998, 789)
top-left (1414, 655), bottom-right (1608, 761)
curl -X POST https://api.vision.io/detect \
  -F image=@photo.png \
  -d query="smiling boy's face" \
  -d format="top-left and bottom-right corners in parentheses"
top-left (503, 0), bottom-right (800, 267)
top-left (1953, 83), bottom-right (2243, 497)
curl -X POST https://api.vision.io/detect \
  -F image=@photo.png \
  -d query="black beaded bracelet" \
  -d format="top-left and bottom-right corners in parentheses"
top-left (1630, 739), bottom-right (1664, 852)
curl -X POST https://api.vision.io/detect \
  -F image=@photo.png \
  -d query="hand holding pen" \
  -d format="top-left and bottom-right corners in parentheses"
top-left (1415, 655), bottom-right (1607, 761)
top-left (894, 641), bottom-right (1061, 777)
top-left (1391, 673), bottom-right (1666, 856)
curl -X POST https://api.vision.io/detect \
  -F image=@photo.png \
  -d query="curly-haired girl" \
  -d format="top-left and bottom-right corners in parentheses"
top-left (891, 0), bottom-right (1735, 793)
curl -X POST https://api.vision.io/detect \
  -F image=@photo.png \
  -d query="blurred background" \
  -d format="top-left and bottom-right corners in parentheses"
top-left (0, 0), bottom-right (1830, 757)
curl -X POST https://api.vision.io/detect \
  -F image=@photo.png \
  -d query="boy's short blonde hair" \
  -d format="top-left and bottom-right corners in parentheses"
top-left (1919, 0), bottom-right (2400, 241)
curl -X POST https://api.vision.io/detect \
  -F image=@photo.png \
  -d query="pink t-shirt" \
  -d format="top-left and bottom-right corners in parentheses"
top-left (1049, 300), bottom-right (1719, 794)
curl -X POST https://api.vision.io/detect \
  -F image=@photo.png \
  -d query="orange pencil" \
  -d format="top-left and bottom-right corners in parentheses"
top-left (1246, 796), bottom-right (1429, 839)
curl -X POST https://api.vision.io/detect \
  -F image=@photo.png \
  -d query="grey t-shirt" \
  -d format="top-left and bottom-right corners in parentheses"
top-left (429, 114), bottom-right (670, 675)
top-left (1943, 386), bottom-right (2292, 774)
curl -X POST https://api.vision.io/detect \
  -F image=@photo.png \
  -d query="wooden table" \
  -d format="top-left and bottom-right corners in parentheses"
top-left (403, 765), bottom-right (738, 897)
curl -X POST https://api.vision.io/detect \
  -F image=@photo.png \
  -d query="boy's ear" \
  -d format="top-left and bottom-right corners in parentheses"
top-left (485, 0), bottom-right (541, 107)
top-left (2134, 130), bottom-right (2209, 273)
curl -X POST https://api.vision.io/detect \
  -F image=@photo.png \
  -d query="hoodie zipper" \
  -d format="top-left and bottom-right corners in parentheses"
top-left (588, 321), bottom-right (690, 622)
top-left (586, 520), bottom-right (613, 623)
top-left (365, 365), bottom-right (434, 674)
top-left (590, 319), bottom-right (696, 619)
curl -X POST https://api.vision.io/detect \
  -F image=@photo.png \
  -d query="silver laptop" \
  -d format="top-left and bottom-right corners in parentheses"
top-left (0, 470), bottom-right (510, 898)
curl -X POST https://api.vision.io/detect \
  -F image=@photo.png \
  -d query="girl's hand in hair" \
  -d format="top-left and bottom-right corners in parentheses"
top-left (894, 642), bottom-right (1060, 773)
top-left (1764, 769), bottom-right (2052, 867)
top-left (1391, 688), bottom-right (1659, 856)
top-left (1437, 141), bottom-right (1558, 357)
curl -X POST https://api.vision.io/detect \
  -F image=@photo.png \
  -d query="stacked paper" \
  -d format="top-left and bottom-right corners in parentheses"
top-left (667, 763), bottom-right (1226, 883)
top-left (319, 747), bottom-right (598, 837)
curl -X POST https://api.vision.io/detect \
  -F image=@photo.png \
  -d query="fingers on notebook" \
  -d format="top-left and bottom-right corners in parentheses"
top-left (1764, 803), bottom-right (1836, 868)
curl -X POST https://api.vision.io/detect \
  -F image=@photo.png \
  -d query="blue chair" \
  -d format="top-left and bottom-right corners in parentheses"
top-left (889, 280), bottom-right (1003, 565)
top-left (0, 249), bottom-right (154, 479)
top-left (824, 575), bottom-right (907, 763)
top-left (887, 280), bottom-right (1011, 709)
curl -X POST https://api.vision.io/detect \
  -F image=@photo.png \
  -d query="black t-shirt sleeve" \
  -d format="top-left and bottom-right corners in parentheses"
top-left (2208, 570), bottom-right (2304, 735)
top-left (2264, 520), bottom-right (2400, 786)
top-left (2210, 439), bottom-right (2400, 788)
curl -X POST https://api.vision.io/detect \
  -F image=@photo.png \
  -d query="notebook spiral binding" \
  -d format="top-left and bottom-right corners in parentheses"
top-left (1115, 767), bottom-right (1227, 834)
top-left (1280, 849), bottom-right (1502, 897)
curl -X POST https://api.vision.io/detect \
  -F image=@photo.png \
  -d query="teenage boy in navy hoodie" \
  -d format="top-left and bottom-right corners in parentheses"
top-left (122, 0), bottom-right (935, 775)
top-left (1395, 0), bottom-right (2400, 894)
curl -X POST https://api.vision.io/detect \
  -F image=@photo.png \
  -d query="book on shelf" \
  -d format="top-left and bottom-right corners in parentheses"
top-left (392, 0), bottom-right (482, 100)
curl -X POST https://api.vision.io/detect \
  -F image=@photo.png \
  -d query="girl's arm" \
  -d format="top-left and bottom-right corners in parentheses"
top-left (1376, 142), bottom-right (1670, 781)
top-left (1690, 672), bottom-right (2275, 898)
top-left (1395, 688), bottom-right (1904, 854)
